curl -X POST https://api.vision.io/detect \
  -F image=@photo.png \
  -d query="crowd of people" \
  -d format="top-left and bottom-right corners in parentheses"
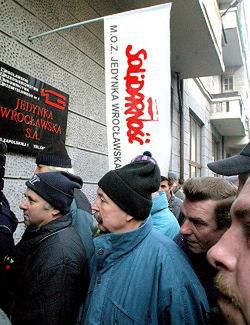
top-left (0, 141), bottom-right (250, 324)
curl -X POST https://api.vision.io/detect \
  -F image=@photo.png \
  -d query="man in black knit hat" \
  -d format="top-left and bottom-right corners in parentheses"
top-left (80, 160), bottom-right (209, 324)
top-left (35, 142), bottom-right (73, 172)
top-left (34, 142), bottom-right (95, 260)
top-left (6, 172), bottom-right (89, 325)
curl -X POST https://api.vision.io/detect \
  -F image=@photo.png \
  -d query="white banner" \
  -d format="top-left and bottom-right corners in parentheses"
top-left (104, 3), bottom-right (172, 174)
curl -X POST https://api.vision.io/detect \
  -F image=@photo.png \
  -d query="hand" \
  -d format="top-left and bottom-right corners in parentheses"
top-left (0, 194), bottom-right (18, 234)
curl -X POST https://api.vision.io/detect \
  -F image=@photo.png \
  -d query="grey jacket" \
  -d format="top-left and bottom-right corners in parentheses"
top-left (168, 192), bottom-right (183, 220)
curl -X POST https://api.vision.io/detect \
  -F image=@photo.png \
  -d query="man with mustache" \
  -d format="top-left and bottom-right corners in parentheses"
top-left (207, 176), bottom-right (250, 324)
top-left (80, 160), bottom-right (209, 324)
top-left (174, 177), bottom-right (237, 308)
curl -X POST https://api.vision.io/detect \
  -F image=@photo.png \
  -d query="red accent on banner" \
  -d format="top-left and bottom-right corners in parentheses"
top-left (124, 45), bottom-right (158, 145)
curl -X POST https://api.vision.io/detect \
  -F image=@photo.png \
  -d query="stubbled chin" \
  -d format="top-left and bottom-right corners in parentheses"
top-left (23, 217), bottom-right (30, 226)
top-left (98, 223), bottom-right (106, 232)
top-left (187, 243), bottom-right (202, 254)
top-left (218, 297), bottom-right (246, 325)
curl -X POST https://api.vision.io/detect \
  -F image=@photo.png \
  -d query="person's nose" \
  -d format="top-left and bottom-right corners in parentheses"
top-left (207, 228), bottom-right (236, 272)
top-left (19, 198), bottom-right (28, 210)
top-left (180, 219), bottom-right (193, 236)
top-left (91, 199), bottom-right (99, 214)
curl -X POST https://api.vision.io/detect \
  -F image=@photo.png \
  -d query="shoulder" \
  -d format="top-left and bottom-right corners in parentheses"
top-left (175, 189), bottom-right (185, 201)
top-left (173, 194), bottom-right (183, 206)
top-left (173, 233), bottom-right (187, 250)
top-left (73, 189), bottom-right (92, 213)
top-left (145, 230), bottom-right (184, 259)
top-left (38, 225), bottom-right (87, 264)
top-left (142, 231), bottom-right (200, 281)
top-left (151, 209), bottom-right (179, 230)
top-left (55, 226), bottom-right (85, 251)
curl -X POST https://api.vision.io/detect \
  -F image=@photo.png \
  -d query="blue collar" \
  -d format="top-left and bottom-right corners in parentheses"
top-left (94, 218), bottom-right (152, 269)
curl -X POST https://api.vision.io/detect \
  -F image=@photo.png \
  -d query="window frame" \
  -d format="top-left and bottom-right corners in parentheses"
top-left (212, 137), bottom-right (219, 162)
top-left (189, 114), bottom-right (202, 177)
top-left (223, 75), bottom-right (234, 92)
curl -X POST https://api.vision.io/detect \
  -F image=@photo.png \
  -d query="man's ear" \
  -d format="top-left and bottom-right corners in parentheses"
top-left (52, 208), bottom-right (61, 217)
top-left (126, 214), bottom-right (134, 222)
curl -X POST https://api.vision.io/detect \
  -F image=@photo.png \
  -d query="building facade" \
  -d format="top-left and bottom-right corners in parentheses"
top-left (1, 0), bottom-right (249, 240)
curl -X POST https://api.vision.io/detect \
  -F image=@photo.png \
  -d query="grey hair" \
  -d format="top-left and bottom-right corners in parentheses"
top-left (43, 202), bottom-right (53, 210)
top-left (46, 165), bottom-right (75, 174)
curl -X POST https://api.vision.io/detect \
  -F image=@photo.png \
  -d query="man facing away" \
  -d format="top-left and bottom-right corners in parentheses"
top-left (207, 141), bottom-right (250, 193)
top-left (207, 176), bottom-right (250, 324)
top-left (80, 160), bottom-right (209, 324)
top-left (34, 142), bottom-right (95, 259)
top-left (7, 172), bottom-right (89, 325)
top-left (174, 177), bottom-right (237, 308)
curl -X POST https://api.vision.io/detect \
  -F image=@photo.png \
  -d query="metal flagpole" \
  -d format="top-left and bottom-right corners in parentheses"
top-left (28, 16), bottom-right (104, 41)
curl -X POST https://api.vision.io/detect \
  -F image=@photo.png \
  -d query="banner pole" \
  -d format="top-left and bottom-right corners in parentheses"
top-left (28, 16), bottom-right (104, 41)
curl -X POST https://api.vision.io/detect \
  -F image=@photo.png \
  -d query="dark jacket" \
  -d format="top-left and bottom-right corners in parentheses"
top-left (0, 194), bottom-right (18, 314)
top-left (0, 194), bottom-right (18, 259)
top-left (10, 213), bottom-right (89, 325)
top-left (174, 233), bottom-right (218, 308)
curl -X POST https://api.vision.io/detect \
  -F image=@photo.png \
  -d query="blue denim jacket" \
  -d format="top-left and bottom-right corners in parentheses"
top-left (82, 218), bottom-right (209, 324)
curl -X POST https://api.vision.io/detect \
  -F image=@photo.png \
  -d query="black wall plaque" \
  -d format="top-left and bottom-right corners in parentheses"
top-left (0, 62), bottom-right (69, 154)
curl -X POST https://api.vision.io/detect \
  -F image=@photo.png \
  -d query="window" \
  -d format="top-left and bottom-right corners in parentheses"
top-left (189, 114), bottom-right (202, 177)
top-left (212, 137), bottom-right (219, 162)
top-left (223, 76), bottom-right (233, 92)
